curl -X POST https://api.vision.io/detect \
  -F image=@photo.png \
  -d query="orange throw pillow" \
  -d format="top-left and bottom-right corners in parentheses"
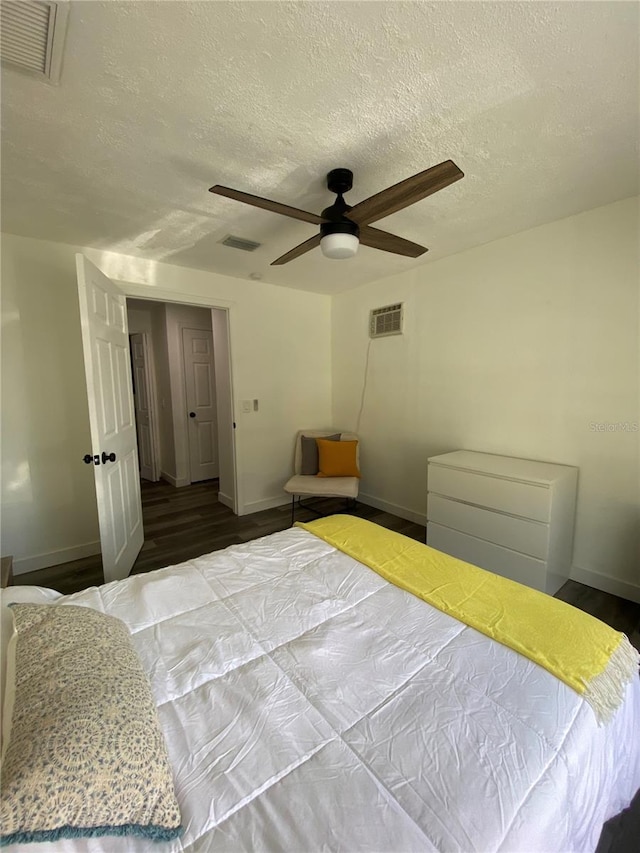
top-left (316, 438), bottom-right (360, 478)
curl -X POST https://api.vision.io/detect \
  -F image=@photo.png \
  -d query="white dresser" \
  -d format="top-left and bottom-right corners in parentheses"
top-left (426, 451), bottom-right (578, 595)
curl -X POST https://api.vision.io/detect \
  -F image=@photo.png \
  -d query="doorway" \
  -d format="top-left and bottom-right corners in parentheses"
top-left (125, 297), bottom-right (236, 510)
top-left (75, 255), bottom-right (239, 582)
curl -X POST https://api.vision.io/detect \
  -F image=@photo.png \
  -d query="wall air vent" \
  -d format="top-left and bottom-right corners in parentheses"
top-left (369, 303), bottom-right (403, 339)
top-left (220, 235), bottom-right (262, 252)
top-left (0, 0), bottom-right (69, 83)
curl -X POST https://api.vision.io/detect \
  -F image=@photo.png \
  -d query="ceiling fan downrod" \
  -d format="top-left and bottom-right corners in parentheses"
top-left (321, 168), bottom-right (359, 241)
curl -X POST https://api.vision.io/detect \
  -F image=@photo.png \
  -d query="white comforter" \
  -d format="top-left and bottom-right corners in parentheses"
top-left (7, 526), bottom-right (640, 852)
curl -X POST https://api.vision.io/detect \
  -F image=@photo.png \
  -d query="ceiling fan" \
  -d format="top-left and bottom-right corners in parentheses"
top-left (209, 160), bottom-right (464, 266)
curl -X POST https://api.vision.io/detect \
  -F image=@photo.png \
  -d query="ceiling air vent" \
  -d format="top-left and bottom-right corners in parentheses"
top-left (369, 303), bottom-right (403, 339)
top-left (0, 0), bottom-right (69, 83)
top-left (220, 235), bottom-right (262, 252)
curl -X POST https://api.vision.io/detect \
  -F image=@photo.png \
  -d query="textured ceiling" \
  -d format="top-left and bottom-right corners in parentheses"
top-left (1, 1), bottom-right (638, 295)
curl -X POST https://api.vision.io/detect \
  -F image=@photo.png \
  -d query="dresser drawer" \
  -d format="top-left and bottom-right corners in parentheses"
top-left (426, 522), bottom-right (548, 592)
top-left (428, 464), bottom-right (551, 523)
top-left (427, 494), bottom-right (549, 559)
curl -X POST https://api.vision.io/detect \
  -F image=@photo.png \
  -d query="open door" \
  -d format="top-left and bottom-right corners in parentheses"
top-left (76, 254), bottom-right (144, 582)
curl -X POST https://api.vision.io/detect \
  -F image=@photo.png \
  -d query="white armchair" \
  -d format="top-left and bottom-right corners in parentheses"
top-left (284, 430), bottom-right (360, 525)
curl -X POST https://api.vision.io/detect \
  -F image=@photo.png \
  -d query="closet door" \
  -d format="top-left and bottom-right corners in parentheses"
top-left (182, 327), bottom-right (218, 482)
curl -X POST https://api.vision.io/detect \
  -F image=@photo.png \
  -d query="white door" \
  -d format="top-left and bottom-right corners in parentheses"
top-left (76, 255), bottom-right (144, 582)
top-left (182, 327), bottom-right (218, 482)
top-left (130, 332), bottom-right (159, 482)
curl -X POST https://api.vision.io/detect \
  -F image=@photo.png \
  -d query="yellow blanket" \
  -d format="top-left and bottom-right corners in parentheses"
top-left (297, 515), bottom-right (639, 724)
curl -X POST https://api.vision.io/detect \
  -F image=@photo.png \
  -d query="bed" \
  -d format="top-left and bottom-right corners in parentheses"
top-left (2, 517), bottom-right (639, 852)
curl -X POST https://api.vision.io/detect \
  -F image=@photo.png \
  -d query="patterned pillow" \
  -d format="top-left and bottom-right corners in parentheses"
top-left (0, 603), bottom-right (182, 845)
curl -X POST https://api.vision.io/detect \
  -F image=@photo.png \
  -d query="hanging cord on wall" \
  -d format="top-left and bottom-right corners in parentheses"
top-left (354, 338), bottom-right (373, 434)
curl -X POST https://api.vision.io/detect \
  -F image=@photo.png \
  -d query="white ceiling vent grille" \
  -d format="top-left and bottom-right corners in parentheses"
top-left (0, 0), bottom-right (69, 83)
top-left (370, 303), bottom-right (403, 339)
top-left (220, 235), bottom-right (262, 252)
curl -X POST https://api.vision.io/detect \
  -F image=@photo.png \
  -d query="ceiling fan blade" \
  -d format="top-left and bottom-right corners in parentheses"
top-left (347, 160), bottom-right (464, 227)
top-left (209, 185), bottom-right (324, 225)
top-left (359, 225), bottom-right (428, 258)
top-left (271, 234), bottom-right (322, 266)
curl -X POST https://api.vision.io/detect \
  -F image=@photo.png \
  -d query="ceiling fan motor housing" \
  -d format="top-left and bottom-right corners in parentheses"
top-left (320, 219), bottom-right (359, 239)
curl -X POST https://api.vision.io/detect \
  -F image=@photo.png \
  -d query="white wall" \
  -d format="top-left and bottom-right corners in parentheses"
top-left (1, 233), bottom-right (332, 572)
top-left (332, 197), bottom-right (640, 599)
top-left (1, 239), bottom-right (100, 571)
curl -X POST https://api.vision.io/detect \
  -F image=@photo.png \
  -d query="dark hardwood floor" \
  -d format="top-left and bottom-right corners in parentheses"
top-left (15, 479), bottom-right (424, 594)
top-left (16, 478), bottom-right (640, 650)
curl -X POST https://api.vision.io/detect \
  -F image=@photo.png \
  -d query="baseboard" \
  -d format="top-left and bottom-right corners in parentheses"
top-left (239, 495), bottom-right (290, 516)
top-left (218, 491), bottom-right (235, 511)
top-left (160, 472), bottom-right (191, 488)
top-left (238, 491), bottom-right (425, 524)
top-left (13, 541), bottom-right (101, 577)
top-left (569, 565), bottom-right (640, 604)
top-left (358, 492), bottom-right (426, 527)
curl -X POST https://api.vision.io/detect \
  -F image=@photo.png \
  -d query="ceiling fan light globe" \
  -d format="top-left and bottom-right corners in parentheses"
top-left (320, 233), bottom-right (359, 260)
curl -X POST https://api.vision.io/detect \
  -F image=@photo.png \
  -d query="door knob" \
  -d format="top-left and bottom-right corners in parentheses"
top-left (83, 454), bottom-right (101, 465)
top-left (189, 411), bottom-right (196, 418)
top-left (101, 451), bottom-right (116, 464)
